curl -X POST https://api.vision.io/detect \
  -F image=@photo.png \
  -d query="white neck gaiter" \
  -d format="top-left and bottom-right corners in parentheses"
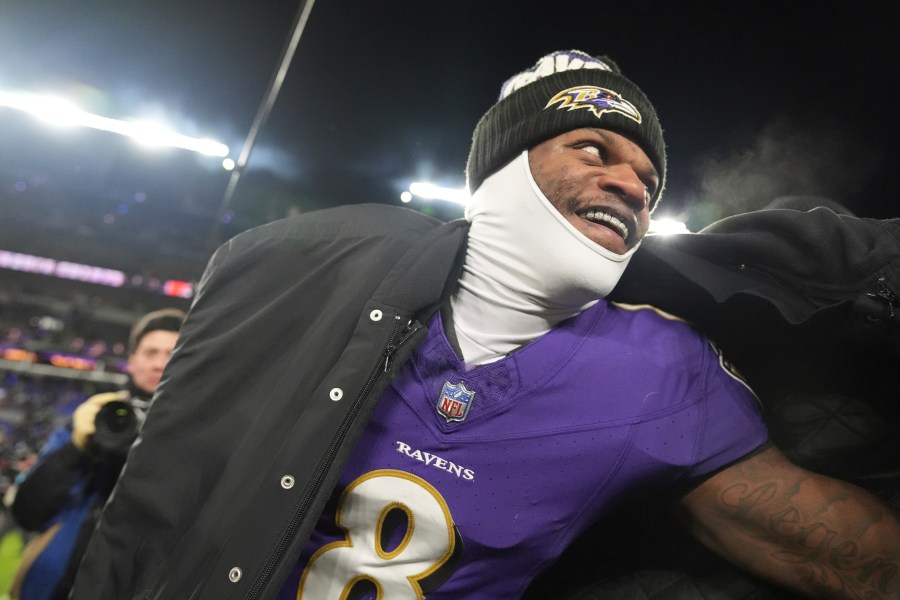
top-left (450, 151), bottom-right (639, 366)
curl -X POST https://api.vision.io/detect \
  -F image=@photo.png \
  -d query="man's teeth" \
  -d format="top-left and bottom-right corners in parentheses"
top-left (583, 210), bottom-right (629, 240)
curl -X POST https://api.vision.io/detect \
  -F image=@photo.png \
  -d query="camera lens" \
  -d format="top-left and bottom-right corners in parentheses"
top-left (105, 404), bottom-right (133, 432)
top-left (92, 400), bottom-right (139, 456)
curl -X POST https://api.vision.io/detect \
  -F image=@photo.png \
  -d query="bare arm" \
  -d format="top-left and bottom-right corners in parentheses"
top-left (679, 446), bottom-right (900, 599)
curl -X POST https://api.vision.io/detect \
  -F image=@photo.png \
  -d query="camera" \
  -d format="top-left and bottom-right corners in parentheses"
top-left (92, 398), bottom-right (149, 457)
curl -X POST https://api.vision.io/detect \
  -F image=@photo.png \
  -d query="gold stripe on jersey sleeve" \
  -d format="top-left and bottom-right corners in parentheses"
top-left (609, 302), bottom-right (686, 323)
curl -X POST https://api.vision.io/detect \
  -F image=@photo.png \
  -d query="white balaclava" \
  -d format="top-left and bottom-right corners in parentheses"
top-left (450, 151), bottom-right (639, 366)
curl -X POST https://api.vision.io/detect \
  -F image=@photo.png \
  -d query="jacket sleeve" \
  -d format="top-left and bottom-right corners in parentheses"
top-left (611, 207), bottom-right (900, 394)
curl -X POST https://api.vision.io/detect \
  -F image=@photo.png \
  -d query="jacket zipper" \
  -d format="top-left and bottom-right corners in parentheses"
top-left (245, 314), bottom-right (416, 599)
top-left (383, 319), bottom-right (419, 374)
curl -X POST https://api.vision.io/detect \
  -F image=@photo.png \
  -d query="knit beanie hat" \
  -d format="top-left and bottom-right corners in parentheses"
top-left (466, 50), bottom-right (666, 210)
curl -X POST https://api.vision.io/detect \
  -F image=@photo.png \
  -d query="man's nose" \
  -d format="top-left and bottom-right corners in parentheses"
top-left (599, 164), bottom-right (648, 211)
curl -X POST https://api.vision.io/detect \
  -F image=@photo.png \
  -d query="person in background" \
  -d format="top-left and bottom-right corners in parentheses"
top-left (9, 308), bottom-right (184, 600)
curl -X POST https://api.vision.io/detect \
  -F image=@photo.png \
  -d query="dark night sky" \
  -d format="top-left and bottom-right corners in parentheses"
top-left (1, 0), bottom-right (898, 278)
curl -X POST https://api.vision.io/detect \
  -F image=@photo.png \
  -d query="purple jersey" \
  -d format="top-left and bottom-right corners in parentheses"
top-left (278, 301), bottom-right (768, 599)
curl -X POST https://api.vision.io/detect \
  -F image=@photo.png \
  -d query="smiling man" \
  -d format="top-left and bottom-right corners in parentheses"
top-left (71, 50), bottom-right (899, 600)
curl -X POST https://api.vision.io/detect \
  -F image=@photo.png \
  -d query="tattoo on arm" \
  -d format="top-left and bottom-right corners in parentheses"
top-left (717, 478), bottom-right (900, 599)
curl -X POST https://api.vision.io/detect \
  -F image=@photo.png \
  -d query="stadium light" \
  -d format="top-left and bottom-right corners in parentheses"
top-left (408, 182), bottom-right (470, 205)
top-left (0, 88), bottom-right (230, 159)
top-left (21, 94), bottom-right (83, 127)
top-left (647, 218), bottom-right (690, 235)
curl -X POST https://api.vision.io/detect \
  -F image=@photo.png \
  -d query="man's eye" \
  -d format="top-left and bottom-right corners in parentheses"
top-left (580, 144), bottom-right (604, 160)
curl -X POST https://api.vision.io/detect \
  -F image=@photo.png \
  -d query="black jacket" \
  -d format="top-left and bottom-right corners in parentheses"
top-left (71, 203), bottom-right (899, 600)
top-left (72, 204), bottom-right (467, 600)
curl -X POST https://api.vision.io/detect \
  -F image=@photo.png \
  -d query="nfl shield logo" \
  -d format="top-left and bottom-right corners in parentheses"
top-left (436, 381), bottom-right (475, 423)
